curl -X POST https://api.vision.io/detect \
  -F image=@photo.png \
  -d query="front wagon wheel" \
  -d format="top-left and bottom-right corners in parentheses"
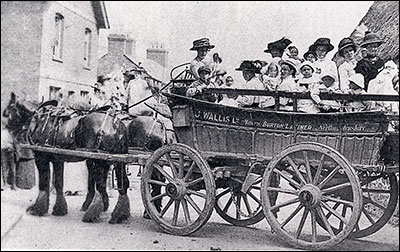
top-left (261, 142), bottom-right (363, 250)
top-left (141, 143), bottom-right (215, 236)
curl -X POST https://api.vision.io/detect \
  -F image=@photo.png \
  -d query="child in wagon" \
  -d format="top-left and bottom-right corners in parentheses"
top-left (259, 62), bottom-right (280, 109)
top-left (297, 61), bottom-right (320, 113)
top-left (311, 72), bottom-right (342, 112)
top-left (343, 73), bottom-right (371, 112)
top-left (186, 65), bottom-right (217, 102)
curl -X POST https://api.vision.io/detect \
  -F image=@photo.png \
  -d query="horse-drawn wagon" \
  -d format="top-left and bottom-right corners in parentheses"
top-left (6, 63), bottom-right (399, 250)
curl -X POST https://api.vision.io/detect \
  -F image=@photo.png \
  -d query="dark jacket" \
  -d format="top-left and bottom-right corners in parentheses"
top-left (354, 57), bottom-right (385, 91)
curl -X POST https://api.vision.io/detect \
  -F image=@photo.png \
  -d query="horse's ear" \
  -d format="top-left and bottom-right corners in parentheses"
top-left (10, 92), bottom-right (16, 104)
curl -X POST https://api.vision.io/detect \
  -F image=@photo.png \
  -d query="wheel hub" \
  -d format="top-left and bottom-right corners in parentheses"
top-left (166, 180), bottom-right (187, 200)
top-left (298, 184), bottom-right (322, 208)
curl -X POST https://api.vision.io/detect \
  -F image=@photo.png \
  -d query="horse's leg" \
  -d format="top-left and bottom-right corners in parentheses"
top-left (27, 155), bottom-right (50, 216)
top-left (96, 161), bottom-right (110, 211)
top-left (52, 161), bottom-right (68, 216)
top-left (81, 160), bottom-right (95, 211)
top-left (143, 169), bottom-right (164, 219)
top-left (109, 162), bottom-right (131, 224)
top-left (82, 159), bottom-right (104, 223)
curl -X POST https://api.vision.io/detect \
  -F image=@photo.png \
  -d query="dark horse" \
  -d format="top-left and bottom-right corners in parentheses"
top-left (3, 92), bottom-right (130, 224)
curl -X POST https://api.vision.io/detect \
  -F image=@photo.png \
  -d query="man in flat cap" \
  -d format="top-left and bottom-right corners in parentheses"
top-left (186, 65), bottom-right (217, 102)
top-left (190, 38), bottom-right (215, 80)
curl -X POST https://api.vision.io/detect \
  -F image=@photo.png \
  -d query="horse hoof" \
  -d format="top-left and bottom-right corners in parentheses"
top-left (109, 214), bottom-right (130, 224)
top-left (27, 206), bottom-right (47, 217)
top-left (52, 209), bottom-right (68, 216)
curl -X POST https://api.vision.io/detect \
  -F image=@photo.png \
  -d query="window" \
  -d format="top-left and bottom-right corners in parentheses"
top-left (68, 91), bottom-right (75, 97)
top-left (53, 13), bottom-right (64, 61)
top-left (80, 90), bottom-right (89, 98)
top-left (83, 28), bottom-right (92, 68)
top-left (49, 86), bottom-right (61, 100)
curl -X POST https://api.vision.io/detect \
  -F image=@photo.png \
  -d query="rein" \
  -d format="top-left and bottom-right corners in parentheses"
top-left (127, 80), bottom-right (172, 110)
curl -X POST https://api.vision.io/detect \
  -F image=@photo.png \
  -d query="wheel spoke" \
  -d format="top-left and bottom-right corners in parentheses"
top-left (273, 168), bottom-right (301, 189)
top-left (153, 164), bottom-right (173, 182)
top-left (179, 153), bottom-right (185, 179)
top-left (148, 179), bottom-right (167, 187)
top-left (285, 155), bottom-right (307, 186)
top-left (295, 208), bottom-right (309, 239)
top-left (247, 191), bottom-right (261, 205)
top-left (339, 205), bottom-right (347, 231)
top-left (150, 192), bottom-right (167, 202)
top-left (313, 154), bottom-right (325, 185)
top-left (160, 198), bottom-right (174, 217)
top-left (322, 182), bottom-right (352, 194)
top-left (322, 196), bottom-right (354, 207)
top-left (362, 188), bottom-right (391, 194)
top-left (187, 189), bottom-right (206, 198)
top-left (216, 188), bottom-right (230, 199)
top-left (182, 199), bottom-right (191, 224)
top-left (243, 195), bottom-right (253, 215)
top-left (280, 204), bottom-right (303, 229)
top-left (325, 202), bottom-right (340, 219)
top-left (362, 208), bottom-right (377, 225)
top-left (183, 161), bottom-right (196, 182)
top-left (250, 186), bottom-right (261, 190)
top-left (310, 209), bottom-right (317, 244)
top-left (321, 202), bottom-right (348, 225)
top-left (270, 198), bottom-right (300, 212)
top-left (172, 200), bottom-right (180, 226)
top-left (236, 195), bottom-right (241, 220)
top-left (316, 206), bottom-right (335, 237)
top-left (223, 195), bottom-right (234, 213)
top-left (367, 199), bottom-right (386, 210)
top-left (303, 151), bottom-right (313, 183)
top-left (318, 165), bottom-right (341, 189)
top-left (266, 186), bottom-right (298, 195)
top-left (185, 195), bottom-right (202, 215)
top-left (187, 176), bottom-right (204, 187)
top-left (165, 153), bottom-right (178, 178)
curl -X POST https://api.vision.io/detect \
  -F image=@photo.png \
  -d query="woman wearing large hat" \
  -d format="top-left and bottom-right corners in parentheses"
top-left (190, 38), bottom-right (215, 80)
top-left (309, 37), bottom-right (338, 82)
top-left (354, 31), bottom-right (385, 91)
top-left (337, 37), bottom-right (358, 91)
top-left (263, 37), bottom-right (292, 59)
top-left (235, 60), bottom-right (265, 108)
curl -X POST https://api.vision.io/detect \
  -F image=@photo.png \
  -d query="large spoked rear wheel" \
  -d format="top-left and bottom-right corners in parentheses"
top-left (141, 143), bottom-right (216, 235)
top-left (350, 172), bottom-right (398, 238)
top-left (261, 142), bottom-right (363, 250)
top-left (215, 176), bottom-right (265, 227)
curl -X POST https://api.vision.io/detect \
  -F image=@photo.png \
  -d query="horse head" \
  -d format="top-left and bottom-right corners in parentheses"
top-left (3, 92), bottom-right (38, 132)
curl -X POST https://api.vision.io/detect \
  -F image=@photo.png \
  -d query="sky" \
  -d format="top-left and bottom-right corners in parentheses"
top-left (99, 1), bottom-right (374, 82)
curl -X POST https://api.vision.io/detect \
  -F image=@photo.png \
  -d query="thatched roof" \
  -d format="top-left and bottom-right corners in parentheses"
top-left (350, 1), bottom-right (399, 61)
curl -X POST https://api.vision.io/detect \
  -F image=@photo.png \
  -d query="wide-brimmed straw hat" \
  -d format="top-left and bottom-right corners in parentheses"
top-left (360, 31), bottom-right (384, 48)
top-left (348, 73), bottom-right (365, 89)
top-left (235, 60), bottom-right (262, 74)
top-left (278, 59), bottom-right (298, 74)
top-left (338, 37), bottom-right (357, 56)
top-left (264, 37), bottom-right (292, 53)
top-left (309, 37), bottom-right (334, 52)
top-left (190, 38), bottom-right (215, 51)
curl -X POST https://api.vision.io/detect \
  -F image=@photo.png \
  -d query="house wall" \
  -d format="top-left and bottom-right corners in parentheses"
top-left (38, 1), bottom-right (100, 102)
top-left (1, 1), bottom-right (44, 114)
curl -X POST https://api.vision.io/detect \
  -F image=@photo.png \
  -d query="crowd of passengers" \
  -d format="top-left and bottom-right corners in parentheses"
top-left (185, 34), bottom-right (399, 113)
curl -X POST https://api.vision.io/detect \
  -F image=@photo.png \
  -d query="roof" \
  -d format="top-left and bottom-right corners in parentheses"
top-left (91, 1), bottom-right (110, 29)
top-left (349, 1), bottom-right (399, 60)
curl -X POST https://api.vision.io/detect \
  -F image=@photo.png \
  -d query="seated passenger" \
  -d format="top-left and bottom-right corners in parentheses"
top-left (235, 60), bottom-right (264, 108)
top-left (344, 73), bottom-right (371, 112)
top-left (297, 61), bottom-right (320, 113)
top-left (311, 72), bottom-right (341, 112)
top-left (186, 66), bottom-right (217, 102)
top-left (259, 62), bottom-right (280, 109)
top-left (275, 59), bottom-right (299, 110)
top-left (189, 38), bottom-right (215, 80)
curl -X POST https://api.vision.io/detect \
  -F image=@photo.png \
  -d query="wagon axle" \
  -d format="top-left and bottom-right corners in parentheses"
top-left (298, 184), bottom-right (322, 208)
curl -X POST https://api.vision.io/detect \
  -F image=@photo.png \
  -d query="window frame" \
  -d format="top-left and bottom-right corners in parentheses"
top-left (52, 13), bottom-right (64, 62)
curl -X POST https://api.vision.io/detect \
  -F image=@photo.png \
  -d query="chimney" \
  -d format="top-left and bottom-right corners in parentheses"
top-left (107, 34), bottom-right (136, 56)
top-left (125, 37), bottom-right (136, 57)
top-left (146, 43), bottom-right (169, 68)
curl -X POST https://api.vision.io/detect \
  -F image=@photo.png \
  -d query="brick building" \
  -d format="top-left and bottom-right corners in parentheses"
top-left (1, 1), bottom-right (109, 114)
